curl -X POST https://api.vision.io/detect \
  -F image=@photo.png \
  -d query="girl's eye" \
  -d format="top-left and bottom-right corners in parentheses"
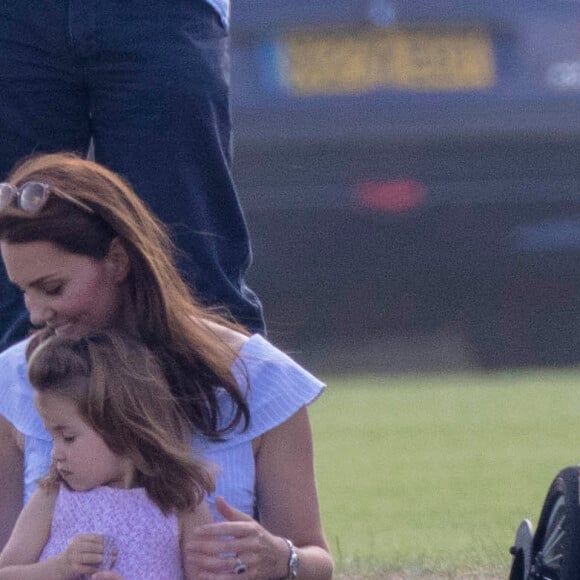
top-left (63, 436), bottom-right (76, 443)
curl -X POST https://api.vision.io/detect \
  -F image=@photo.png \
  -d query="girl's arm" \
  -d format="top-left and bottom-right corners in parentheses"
top-left (180, 501), bottom-right (213, 580)
top-left (185, 407), bottom-right (334, 579)
top-left (0, 485), bottom-right (107, 580)
top-left (0, 487), bottom-right (56, 577)
top-left (0, 416), bottom-right (23, 552)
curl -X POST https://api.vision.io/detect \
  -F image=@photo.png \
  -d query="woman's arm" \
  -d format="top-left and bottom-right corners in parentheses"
top-left (253, 406), bottom-right (334, 579)
top-left (0, 416), bottom-right (23, 551)
top-left (185, 407), bottom-right (334, 579)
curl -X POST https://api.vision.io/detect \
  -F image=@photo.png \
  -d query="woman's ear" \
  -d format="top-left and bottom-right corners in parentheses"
top-left (105, 237), bottom-right (130, 284)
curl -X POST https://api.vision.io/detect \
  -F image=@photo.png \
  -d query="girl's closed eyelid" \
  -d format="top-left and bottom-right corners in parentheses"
top-left (48, 430), bottom-right (75, 442)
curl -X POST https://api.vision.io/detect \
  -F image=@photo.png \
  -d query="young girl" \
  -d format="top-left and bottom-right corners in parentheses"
top-left (0, 332), bottom-right (214, 580)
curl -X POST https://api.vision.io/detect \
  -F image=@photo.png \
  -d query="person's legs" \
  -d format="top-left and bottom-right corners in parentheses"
top-left (87, 0), bottom-right (265, 334)
top-left (0, 1), bottom-right (91, 350)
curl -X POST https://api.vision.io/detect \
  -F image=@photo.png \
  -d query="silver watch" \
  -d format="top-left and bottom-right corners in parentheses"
top-left (284, 538), bottom-right (299, 579)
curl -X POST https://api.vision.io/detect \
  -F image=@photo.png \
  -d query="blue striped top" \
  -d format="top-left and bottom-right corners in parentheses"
top-left (0, 334), bottom-right (325, 520)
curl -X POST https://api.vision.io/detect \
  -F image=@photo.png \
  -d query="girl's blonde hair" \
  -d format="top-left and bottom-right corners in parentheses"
top-left (28, 332), bottom-right (215, 513)
top-left (0, 152), bottom-right (249, 439)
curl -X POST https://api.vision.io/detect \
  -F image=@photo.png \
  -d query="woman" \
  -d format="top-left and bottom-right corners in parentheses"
top-left (0, 153), bottom-right (333, 579)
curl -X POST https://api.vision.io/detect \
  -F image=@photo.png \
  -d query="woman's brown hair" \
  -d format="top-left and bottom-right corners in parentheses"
top-left (0, 152), bottom-right (249, 438)
top-left (28, 332), bottom-right (215, 513)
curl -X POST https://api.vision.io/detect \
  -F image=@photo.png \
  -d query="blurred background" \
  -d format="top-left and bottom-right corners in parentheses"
top-left (229, 0), bottom-right (580, 375)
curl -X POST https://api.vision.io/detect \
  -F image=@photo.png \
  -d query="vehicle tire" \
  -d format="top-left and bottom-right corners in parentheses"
top-left (529, 466), bottom-right (580, 580)
top-left (509, 519), bottom-right (533, 580)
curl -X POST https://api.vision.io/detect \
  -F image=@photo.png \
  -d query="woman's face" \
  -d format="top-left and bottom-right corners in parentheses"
top-left (1, 240), bottom-right (127, 339)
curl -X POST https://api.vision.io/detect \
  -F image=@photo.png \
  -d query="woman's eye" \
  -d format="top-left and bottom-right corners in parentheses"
top-left (44, 286), bottom-right (62, 296)
top-left (63, 436), bottom-right (75, 443)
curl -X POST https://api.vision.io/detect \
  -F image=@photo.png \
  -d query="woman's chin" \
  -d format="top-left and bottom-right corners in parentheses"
top-left (53, 326), bottom-right (77, 338)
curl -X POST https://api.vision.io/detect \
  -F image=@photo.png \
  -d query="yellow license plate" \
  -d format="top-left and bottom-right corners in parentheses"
top-left (281, 27), bottom-right (495, 95)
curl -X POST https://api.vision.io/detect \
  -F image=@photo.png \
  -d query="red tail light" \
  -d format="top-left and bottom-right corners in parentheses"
top-left (354, 180), bottom-right (427, 212)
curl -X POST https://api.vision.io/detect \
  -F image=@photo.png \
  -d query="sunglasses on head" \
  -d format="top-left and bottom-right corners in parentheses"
top-left (0, 181), bottom-right (94, 214)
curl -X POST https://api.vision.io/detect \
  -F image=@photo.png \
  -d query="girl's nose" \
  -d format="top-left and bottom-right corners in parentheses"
top-left (51, 442), bottom-right (65, 462)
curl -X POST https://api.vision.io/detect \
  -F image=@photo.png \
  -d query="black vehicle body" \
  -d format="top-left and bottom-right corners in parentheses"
top-left (230, 0), bottom-right (580, 368)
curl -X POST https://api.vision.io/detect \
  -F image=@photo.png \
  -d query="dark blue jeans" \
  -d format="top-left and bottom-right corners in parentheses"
top-left (0, 0), bottom-right (265, 350)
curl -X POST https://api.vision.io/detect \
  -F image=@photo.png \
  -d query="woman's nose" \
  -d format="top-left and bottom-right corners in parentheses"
top-left (24, 294), bottom-right (55, 327)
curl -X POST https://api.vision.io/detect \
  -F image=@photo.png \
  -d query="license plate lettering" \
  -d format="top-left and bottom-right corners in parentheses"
top-left (280, 28), bottom-right (495, 95)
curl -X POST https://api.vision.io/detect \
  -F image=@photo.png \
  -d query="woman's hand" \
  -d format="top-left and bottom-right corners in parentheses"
top-left (92, 573), bottom-right (124, 580)
top-left (185, 497), bottom-right (290, 580)
top-left (186, 410), bottom-right (333, 579)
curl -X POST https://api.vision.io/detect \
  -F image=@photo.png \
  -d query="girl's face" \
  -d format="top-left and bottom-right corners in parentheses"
top-left (1, 240), bottom-right (128, 339)
top-left (34, 391), bottom-right (135, 491)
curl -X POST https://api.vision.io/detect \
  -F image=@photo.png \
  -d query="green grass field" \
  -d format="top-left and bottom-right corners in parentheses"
top-left (309, 368), bottom-right (580, 578)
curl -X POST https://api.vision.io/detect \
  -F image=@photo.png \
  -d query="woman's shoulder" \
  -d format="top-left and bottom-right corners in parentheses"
top-left (223, 334), bottom-right (326, 441)
top-left (235, 333), bottom-right (321, 380)
top-left (201, 319), bottom-right (249, 354)
top-left (190, 320), bottom-right (327, 442)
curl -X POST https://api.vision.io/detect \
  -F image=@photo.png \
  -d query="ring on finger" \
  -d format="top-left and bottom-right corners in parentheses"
top-left (233, 556), bottom-right (248, 574)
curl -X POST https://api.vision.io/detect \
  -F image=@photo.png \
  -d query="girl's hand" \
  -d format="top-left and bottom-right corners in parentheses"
top-left (91, 573), bottom-right (124, 580)
top-left (185, 497), bottom-right (290, 580)
top-left (58, 534), bottom-right (111, 578)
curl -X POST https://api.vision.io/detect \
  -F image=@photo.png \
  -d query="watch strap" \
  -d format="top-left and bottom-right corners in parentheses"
top-left (284, 538), bottom-right (299, 579)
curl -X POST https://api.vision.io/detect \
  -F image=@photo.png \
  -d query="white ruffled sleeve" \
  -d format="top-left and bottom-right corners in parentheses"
top-left (213, 334), bottom-right (326, 447)
top-left (0, 339), bottom-right (49, 439)
top-left (0, 339), bottom-right (52, 503)
top-left (195, 334), bottom-right (326, 518)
